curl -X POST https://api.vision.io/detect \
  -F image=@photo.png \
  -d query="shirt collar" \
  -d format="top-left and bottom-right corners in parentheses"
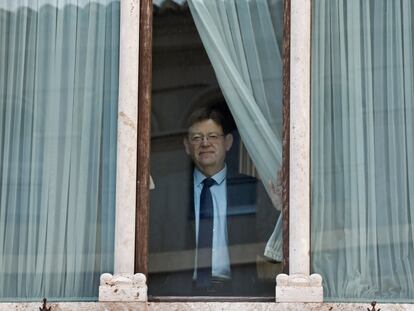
top-left (194, 165), bottom-right (227, 187)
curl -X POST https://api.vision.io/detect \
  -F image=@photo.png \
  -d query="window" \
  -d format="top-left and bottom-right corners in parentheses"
top-left (311, 0), bottom-right (414, 302)
top-left (136, 0), bottom-right (287, 299)
top-left (0, 0), bottom-right (119, 301)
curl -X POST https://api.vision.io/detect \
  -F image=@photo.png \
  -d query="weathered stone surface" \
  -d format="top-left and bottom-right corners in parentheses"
top-left (114, 0), bottom-right (140, 275)
top-left (276, 273), bottom-right (323, 303)
top-left (99, 273), bottom-right (148, 302)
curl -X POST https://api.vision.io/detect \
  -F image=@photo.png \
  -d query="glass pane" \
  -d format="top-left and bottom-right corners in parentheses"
top-left (149, 0), bottom-right (283, 297)
top-left (311, 0), bottom-right (414, 302)
top-left (0, 0), bottom-right (119, 301)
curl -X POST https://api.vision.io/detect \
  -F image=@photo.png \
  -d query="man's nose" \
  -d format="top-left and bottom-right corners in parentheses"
top-left (200, 136), bottom-right (211, 146)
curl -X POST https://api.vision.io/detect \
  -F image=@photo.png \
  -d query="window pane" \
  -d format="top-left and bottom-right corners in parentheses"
top-left (0, 0), bottom-right (119, 301)
top-left (149, 0), bottom-right (283, 297)
top-left (311, 0), bottom-right (414, 302)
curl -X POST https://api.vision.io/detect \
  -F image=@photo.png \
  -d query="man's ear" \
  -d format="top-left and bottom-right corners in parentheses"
top-left (183, 137), bottom-right (191, 155)
top-left (224, 133), bottom-right (233, 151)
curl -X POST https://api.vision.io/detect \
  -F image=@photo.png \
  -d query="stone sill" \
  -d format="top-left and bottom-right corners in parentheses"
top-left (1, 302), bottom-right (414, 310)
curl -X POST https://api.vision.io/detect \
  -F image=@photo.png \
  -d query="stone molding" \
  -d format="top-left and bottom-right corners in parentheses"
top-left (276, 273), bottom-right (323, 303)
top-left (0, 302), bottom-right (407, 310)
top-left (99, 273), bottom-right (148, 302)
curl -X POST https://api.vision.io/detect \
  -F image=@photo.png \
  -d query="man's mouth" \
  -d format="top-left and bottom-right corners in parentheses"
top-left (199, 151), bottom-right (214, 156)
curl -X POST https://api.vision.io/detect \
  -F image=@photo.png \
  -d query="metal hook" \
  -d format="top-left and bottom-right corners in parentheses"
top-left (367, 301), bottom-right (380, 311)
top-left (39, 298), bottom-right (51, 311)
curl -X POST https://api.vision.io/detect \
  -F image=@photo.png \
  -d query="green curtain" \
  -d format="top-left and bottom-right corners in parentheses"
top-left (188, 0), bottom-right (283, 189)
top-left (0, 0), bottom-right (119, 301)
top-left (312, 0), bottom-right (414, 302)
top-left (187, 0), bottom-right (284, 260)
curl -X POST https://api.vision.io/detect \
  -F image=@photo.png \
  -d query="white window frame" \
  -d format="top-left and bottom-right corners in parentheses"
top-left (113, 0), bottom-right (140, 275)
top-left (275, 0), bottom-right (322, 302)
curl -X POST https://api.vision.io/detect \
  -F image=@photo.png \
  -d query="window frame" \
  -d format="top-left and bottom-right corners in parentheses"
top-left (135, 0), bottom-right (153, 277)
top-left (135, 0), bottom-right (292, 300)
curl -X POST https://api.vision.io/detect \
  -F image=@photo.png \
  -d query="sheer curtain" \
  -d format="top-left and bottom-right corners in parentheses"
top-left (187, 0), bottom-right (284, 260)
top-left (0, 0), bottom-right (119, 300)
top-left (312, 0), bottom-right (414, 301)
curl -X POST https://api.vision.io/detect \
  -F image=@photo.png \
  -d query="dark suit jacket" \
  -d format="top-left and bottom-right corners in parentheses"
top-left (148, 170), bottom-right (274, 297)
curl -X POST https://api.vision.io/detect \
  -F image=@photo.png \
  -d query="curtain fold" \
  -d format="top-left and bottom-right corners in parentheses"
top-left (312, 0), bottom-right (414, 301)
top-left (187, 0), bottom-right (284, 260)
top-left (0, 0), bottom-right (119, 300)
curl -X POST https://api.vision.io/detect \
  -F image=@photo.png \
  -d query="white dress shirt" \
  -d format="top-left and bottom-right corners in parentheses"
top-left (193, 166), bottom-right (231, 279)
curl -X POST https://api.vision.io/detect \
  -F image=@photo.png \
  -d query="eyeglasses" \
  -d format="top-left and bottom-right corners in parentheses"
top-left (188, 133), bottom-right (225, 145)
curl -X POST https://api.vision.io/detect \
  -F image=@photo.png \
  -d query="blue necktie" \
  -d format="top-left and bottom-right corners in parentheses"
top-left (196, 177), bottom-right (215, 288)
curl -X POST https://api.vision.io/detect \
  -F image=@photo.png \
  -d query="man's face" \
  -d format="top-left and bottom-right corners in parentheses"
top-left (184, 119), bottom-right (233, 176)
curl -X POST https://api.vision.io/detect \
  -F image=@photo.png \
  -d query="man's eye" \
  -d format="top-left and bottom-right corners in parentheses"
top-left (191, 136), bottom-right (202, 142)
top-left (208, 134), bottom-right (219, 139)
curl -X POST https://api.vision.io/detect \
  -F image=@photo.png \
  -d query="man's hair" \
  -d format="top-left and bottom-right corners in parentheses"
top-left (186, 105), bottom-right (234, 135)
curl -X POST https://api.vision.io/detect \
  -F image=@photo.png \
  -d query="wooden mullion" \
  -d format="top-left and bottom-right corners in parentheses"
top-left (282, 0), bottom-right (291, 275)
top-left (135, 0), bottom-right (153, 276)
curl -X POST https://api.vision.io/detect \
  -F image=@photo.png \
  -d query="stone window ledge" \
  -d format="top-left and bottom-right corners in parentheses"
top-left (0, 302), bottom-right (411, 310)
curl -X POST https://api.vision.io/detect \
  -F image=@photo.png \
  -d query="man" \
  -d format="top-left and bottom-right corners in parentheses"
top-left (183, 106), bottom-right (234, 294)
top-left (148, 105), bottom-right (275, 297)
